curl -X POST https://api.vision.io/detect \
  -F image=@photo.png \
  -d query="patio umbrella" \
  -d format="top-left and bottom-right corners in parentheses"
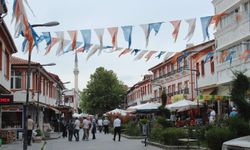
top-left (105, 108), bottom-right (128, 116)
top-left (134, 102), bottom-right (161, 113)
top-left (165, 99), bottom-right (198, 112)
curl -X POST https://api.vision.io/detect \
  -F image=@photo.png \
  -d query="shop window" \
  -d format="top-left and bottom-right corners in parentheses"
top-left (11, 70), bottom-right (22, 89)
top-left (196, 62), bottom-right (200, 77)
top-left (1, 105), bottom-right (23, 129)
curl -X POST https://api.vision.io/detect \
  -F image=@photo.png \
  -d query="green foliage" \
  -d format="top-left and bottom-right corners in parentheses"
top-left (231, 71), bottom-right (250, 120)
top-left (35, 129), bottom-right (42, 136)
top-left (150, 126), bottom-right (163, 142)
top-left (139, 119), bottom-right (148, 125)
top-left (156, 116), bottom-right (173, 128)
top-left (124, 121), bottom-right (140, 136)
top-left (205, 127), bottom-right (235, 150)
top-left (228, 117), bottom-right (250, 137)
top-left (161, 128), bottom-right (187, 145)
top-left (80, 67), bottom-right (127, 114)
top-left (161, 91), bottom-right (167, 107)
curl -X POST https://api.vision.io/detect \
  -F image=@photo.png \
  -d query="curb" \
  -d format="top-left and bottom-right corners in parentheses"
top-left (121, 134), bottom-right (146, 139)
top-left (141, 140), bottom-right (209, 150)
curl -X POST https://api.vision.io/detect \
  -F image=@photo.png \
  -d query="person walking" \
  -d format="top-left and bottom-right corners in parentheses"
top-left (62, 119), bottom-right (67, 138)
top-left (229, 107), bottom-right (238, 117)
top-left (97, 118), bottom-right (103, 133)
top-left (103, 117), bottom-right (110, 134)
top-left (74, 118), bottom-right (80, 141)
top-left (82, 117), bottom-right (91, 140)
top-left (113, 116), bottom-right (121, 142)
top-left (67, 120), bottom-right (75, 141)
top-left (209, 107), bottom-right (216, 124)
top-left (27, 115), bottom-right (34, 146)
top-left (91, 118), bottom-right (97, 140)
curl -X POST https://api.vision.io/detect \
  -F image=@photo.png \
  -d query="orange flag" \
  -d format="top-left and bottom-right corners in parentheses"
top-left (170, 20), bottom-right (181, 42)
top-left (68, 30), bottom-right (78, 50)
top-left (211, 12), bottom-right (227, 28)
top-left (119, 48), bottom-right (131, 57)
top-left (108, 27), bottom-right (118, 49)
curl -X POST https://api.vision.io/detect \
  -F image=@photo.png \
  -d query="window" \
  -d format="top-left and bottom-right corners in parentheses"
top-left (178, 82), bottom-right (182, 92)
top-left (220, 11), bottom-right (235, 28)
top-left (172, 84), bottom-right (176, 93)
top-left (244, 2), bottom-right (249, 12)
top-left (0, 41), bottom-right (2, 70)
top-left (11, 70), bottom-right (22, 89)
top-left (196, 62), bottom-right (200, 77)
top-left (210, 56), bottom-right (215, 74)
top-left (3, 51), bottom-right (10, 79)
top-left (201, 60), bottom-right (205, 76)
top-left (168, 85), bottom-right (171, 93)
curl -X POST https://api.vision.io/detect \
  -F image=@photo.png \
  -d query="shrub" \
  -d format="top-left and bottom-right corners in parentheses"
top-left (156, 116), bottom-right (173, 128)
top-left (150, 125), bottom-right (163, 142)
top-left (35, 129), bottom-right (42, 136)
top-left (161, 128), bottom-right (187, 145)
top-left (124, 121), bottom-right (140, 136)
top-left (205, 127), bottom-right (235, 150)
top-left (228, 117), bottom-right (250, 137)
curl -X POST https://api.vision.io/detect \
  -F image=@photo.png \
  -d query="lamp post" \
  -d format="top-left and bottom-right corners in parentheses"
top-left (23, 21), bottom-right (59, 150)
top-left (36, 63), bottom-right (56, 128)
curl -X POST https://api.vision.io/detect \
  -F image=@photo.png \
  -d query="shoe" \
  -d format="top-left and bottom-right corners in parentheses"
top-left (113, 138), bottom-right (115, 141)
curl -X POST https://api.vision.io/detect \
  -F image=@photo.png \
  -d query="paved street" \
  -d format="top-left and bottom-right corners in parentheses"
top-left (1, 131), bottom-right (163, 150)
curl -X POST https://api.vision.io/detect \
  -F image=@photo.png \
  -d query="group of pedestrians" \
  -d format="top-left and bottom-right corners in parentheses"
top-left (62, 115), bottom-right (122, 142)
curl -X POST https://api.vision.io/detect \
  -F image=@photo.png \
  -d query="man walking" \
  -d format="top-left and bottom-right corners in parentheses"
top-left (103, 117), bottom-right (110, 134)
top-left (27, 115), bottom-right (34, 146)
top-left (82, 117), bottom-right (91, 140)
top-left (67, 120), bottom-right (75, 141)
top-left (113, 116), bottom-right (121, 142)
top-left (74, 117), bottom-right (80, 141)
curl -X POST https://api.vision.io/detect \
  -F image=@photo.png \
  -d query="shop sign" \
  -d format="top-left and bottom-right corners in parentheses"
top-left (0, 94), bottom-right (13, 104)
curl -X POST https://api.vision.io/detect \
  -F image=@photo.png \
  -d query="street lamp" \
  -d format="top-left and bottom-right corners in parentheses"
top-left (23, 21), bottom-right (59, 150)
top-left (36, 63), bottom-right (56, 128)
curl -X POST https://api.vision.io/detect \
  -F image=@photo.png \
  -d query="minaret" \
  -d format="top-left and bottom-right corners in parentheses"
top-left (73, 53), bottom-right (79, 112)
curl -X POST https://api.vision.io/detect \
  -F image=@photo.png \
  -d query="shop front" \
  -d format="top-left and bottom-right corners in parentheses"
top-left (0, 94), bottom-right (22, 144)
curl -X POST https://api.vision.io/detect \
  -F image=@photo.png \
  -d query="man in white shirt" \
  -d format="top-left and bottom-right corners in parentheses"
top-left (74, 118), bottom-right (80, 141)
top-left (82, 117), bottom-right (91, 140)
top-left (27, 115), bottom-right (34, 146)
top-left (113, 116), bottom-right (121, 141)
top-left (103, 117), bottom-right (110, 134)
top-left (209, 108), bottom-right (216, 124)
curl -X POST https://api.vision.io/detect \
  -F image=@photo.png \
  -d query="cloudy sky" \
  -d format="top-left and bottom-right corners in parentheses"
top-left (5, 0), bottom-right (214, 90)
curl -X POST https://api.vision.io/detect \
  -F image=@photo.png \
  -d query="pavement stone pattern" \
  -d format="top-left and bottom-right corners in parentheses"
top-left (0, 130), bottom-right (163, 150)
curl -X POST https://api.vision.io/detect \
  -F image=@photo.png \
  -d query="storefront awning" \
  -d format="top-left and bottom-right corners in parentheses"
top-left (31, 101), bottom-right (61, 114)
top-left (201, 88), bottom-right (216, 95)
top-left (198, 95), bottom-right (230, 101)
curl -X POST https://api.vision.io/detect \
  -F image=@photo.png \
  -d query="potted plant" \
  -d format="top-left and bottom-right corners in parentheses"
top-left (33, 129), bottom-right (43, 143)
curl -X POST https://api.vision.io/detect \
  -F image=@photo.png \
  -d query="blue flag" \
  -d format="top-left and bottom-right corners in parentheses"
top-left (200, 16), bottom-right (212, 41)
top-left (156, 51), bottom-right (166, 59)
top-left (80, 29), bottom-right (91, 52)
top-left (131, 49), bottom-right (140, 56)
top-left (149, 22), bottom-right (163, 35)
top-left (204, 52), bottom-right (214, 63)
top-left (121, 26), bottom-right (133, 48)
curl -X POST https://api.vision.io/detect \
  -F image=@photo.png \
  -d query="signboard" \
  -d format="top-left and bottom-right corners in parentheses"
top-left (0, 94), bottom-right (13, 104)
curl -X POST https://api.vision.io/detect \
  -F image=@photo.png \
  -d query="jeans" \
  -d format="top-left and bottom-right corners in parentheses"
top-left (74, 129), bottom-right (79, 141)
top-left (113, 127), bottom-right (121, 141)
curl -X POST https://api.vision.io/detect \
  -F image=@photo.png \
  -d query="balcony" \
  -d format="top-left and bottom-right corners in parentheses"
top-left (167, 88), bottom-right (189, 97)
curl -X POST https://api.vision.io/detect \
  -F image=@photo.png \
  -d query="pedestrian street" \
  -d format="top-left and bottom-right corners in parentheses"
top-left (0, 131), bottom-right (164, 150)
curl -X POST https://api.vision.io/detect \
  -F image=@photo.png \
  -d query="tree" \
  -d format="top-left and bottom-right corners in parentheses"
top-left (231, 71), bottom-right (250, 120)
top-left (158, 91), bottom-right (170, 118)
top-left (80, 67), bottom-right (127, 115)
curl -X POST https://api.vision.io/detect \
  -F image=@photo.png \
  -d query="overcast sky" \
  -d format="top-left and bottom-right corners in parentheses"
top-left (5, 0), bottom-right (214, 90)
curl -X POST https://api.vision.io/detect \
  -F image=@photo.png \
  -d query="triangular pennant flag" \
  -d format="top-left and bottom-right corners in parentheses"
top-left (211, 12), bottom-right (227, 28)
top-left (204, 52), bottom-right (214, 63)
top-left (225, 51), bottom-right (235, 65)
top-left (44, 37), bottom-right (58, 55)
top-left (66, 41), bottom-right (83, 53)
top-left (170, 20), bottom-right (181, 42)
top-left (55, 31), bottom-right (65, 55)
top-left (164, 52), bottom-right (175, 61)
top-left (131, 49), bottom-right (141, 56)
top-left (220, 50), bottom-right (228, 63)
top-left (145, 51), bottom-right (157, 61)
top-left (184, 18), bottom-right (196, 41)
top-left (200, 16), bottom-right (212, 41)
top-left (80, 29), bottom-right (91, 52)
top-left (68, 30), bottom-right (78, 50)
top-left (121, 26), bottom-right (133, 48)
top-left (107, 27), bottom-right (118, 49)
top-left (240, 49), bottom-right (250, 62)
top-left (57, 40), bottom-right (71, 56)
top-left (134, 50), bottom-right (148, 61)
top-left (149, 22), bottom-right (163, 35)
top-left (40, 32), bottom-right (51, 47)
top-left (156, 51), bottom-right (166, 59)
top-left (119, 48), bottom-right (132, 57)
top-left (94, 28), bottom-right (104, 49)
top-left (140, 24), bottom-right (150, 47)
top-left (86, 45), bottom-right (100, 60)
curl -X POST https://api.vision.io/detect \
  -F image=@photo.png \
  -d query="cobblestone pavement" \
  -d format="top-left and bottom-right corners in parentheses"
top-left (1, 130), bottom-right (163, 150)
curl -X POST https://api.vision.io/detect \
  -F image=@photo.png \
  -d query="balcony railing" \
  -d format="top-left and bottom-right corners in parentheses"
top-left (167, 88), bottom-right (189, 96)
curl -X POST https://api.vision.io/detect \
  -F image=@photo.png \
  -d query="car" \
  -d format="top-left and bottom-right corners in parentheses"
top-left (222, 135), bottom-right (250, 150)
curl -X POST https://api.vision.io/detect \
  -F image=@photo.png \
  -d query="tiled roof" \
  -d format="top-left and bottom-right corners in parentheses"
top-left (11, 56), bottom-right (40, 65)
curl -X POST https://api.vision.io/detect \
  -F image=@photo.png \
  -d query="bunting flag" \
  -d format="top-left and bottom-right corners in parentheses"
top-left (94, 28), bottom-right (104, 50)
top-left (21, 25), bottom-right (40, 52)
top-left (134, 50), bottom-right (148, 61)
top-left (170, 20), bottom-right (181, 42)
top-left (149, 22), bottom-right (163, 35)
top-left (225, 51), bottom-right (235, 64)
top-left (68, 30), bottom-right (78, 50)
top-left (121, 26), bottom-right (133, 48)
top-left (119, 48), bottom-right (132, 57)
top-left (23, 0), bottom-right (35, 17)
top-left (164, 52), bottom-right (175, 61)
top-left (210, 12), bottom-right (227, 28)
top-left (44, 37), bottom-right (58, 55)
top-left (55, 32), bottom-right (71, 56)
top-left (204, 51), bottom-right (214, 63)
top-left (107, 27), bottom-right (118, 49)
top-left (156, 51), bottom-right (166, 59)
top-left (184, 18), bottom-right (196, 41)
top-left (220, 50), bottom-right (228, 63)
top-left (145, 51), bottom-right (157, 61)
top-left (131, 49), bottom-right (140, 56)
top-left (80, 29), bottom-right (91, 52)
top-left (86, 45), bottom-right (100, 60)
top-left (240, 49), bottom-right (250, 62)
top-left (66, 41), bottom-right (83, 53)
top-left (140, 24), bottom-right (150, 47)
top-left (200, 16), bottom-right (212, 41)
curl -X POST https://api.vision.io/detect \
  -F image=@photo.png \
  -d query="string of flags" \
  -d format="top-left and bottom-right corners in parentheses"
top-left (11, 0), bottom-right (250, 62)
